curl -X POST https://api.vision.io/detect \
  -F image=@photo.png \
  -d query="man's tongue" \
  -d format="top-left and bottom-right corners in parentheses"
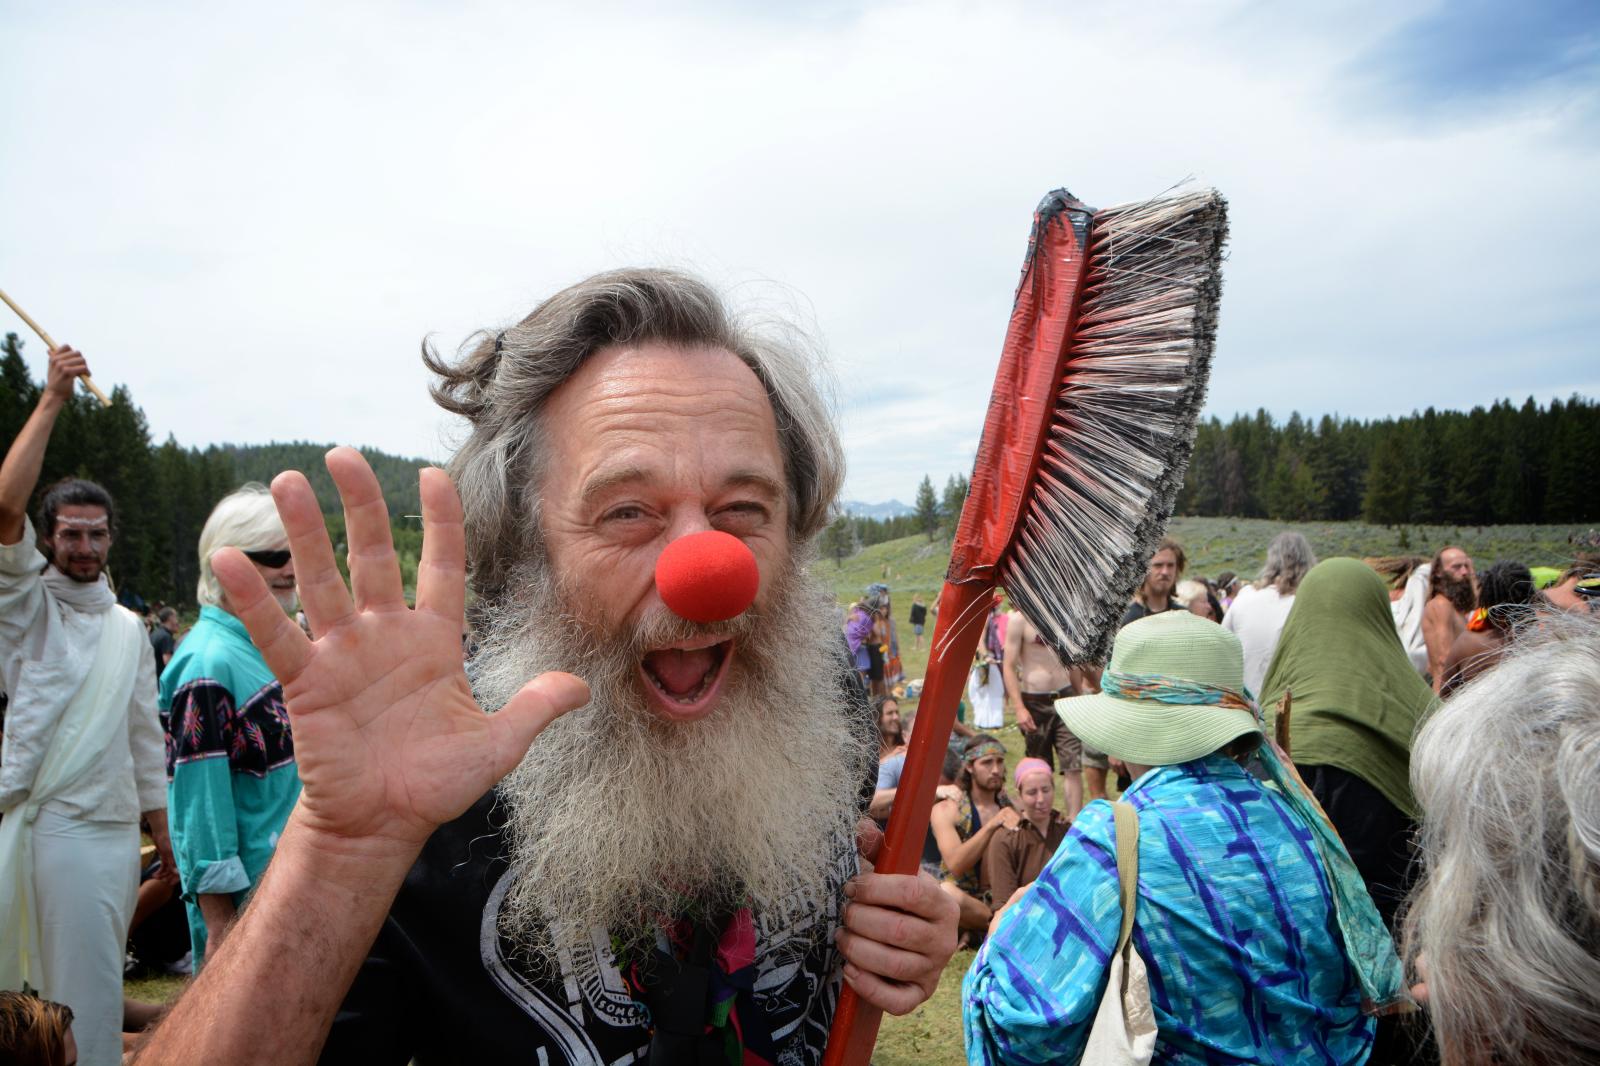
top-left (645, 647), bottom-right (716, 697)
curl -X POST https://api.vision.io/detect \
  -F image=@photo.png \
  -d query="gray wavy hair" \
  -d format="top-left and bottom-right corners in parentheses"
top-left (424, 268), bottom-right (844, 605)
top-left (1402, 613), bottom-right (1600, 1064)
top-left (1256, 531), bottom-right (1316, 595)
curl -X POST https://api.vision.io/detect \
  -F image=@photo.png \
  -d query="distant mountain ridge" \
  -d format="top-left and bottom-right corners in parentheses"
top-left (224, 444), bottom-right (922, 525)
top-left (841, 499), bottom-right (914, 519)
top-left (222, 442), bottom-right (436, 519)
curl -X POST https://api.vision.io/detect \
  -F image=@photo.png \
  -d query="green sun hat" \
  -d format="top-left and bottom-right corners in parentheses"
top-left (1056, 611), bottom-right (1262, 766)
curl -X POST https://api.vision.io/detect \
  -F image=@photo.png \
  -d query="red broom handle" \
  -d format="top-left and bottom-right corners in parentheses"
top-left (823, 577), bottom-right (995, 1066)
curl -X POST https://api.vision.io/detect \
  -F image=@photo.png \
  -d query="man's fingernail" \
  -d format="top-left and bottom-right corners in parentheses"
top-left (843, 880), bottom-right (858, 898)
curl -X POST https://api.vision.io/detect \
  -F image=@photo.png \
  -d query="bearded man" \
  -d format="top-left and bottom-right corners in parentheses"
top-left (1119, 537), bottom-right (1184, 626)
top-left (132, 269), bottom-right (958, 1066)
top-left (1422, 545), bottom-right (1476, 692)
top-left (0, 345), bottom-right (175, 1066)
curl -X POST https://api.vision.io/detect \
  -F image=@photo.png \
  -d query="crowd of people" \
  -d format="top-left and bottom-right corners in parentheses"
top-left (0, 268), bottom-right (1596, 1065)
top-left (862, 524), bottom-right (1597, 1062)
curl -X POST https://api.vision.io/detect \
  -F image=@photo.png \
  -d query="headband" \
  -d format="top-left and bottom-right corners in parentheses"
top-left (1014, 757), bottom-right (1053, 788)
top-left (964, 739), bottom-right (1005, 763)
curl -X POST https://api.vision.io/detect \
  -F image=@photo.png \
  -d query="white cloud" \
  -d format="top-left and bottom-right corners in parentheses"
top-left (2, 1), bottom-right (1593, 501)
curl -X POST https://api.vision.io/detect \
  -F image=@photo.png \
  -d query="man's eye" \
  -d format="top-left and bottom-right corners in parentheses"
top-left (604, 506), bottom-right (645, 522)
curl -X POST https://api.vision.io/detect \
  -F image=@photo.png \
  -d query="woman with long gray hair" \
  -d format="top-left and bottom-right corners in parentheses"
top-left (1403, 614), bottom-right (1600, 1065)
top-left (1222, 530), bottom-right (1316, 695)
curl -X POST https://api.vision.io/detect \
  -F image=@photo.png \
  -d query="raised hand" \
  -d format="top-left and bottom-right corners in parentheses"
top-left (45, 345), bottom-right (89, 400)
top-left (212, 447), bottom-right (589, 855)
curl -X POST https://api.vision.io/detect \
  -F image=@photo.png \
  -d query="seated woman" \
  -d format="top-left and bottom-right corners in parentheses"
top-left (874, 695), bottom-right (906, 763)
top-left (1404, 614), bottom-right (1600, 1065)
top-left (983, 758), bottom-right (1069, 908)
top-left (965, 611), bottom-right (1401, 1065)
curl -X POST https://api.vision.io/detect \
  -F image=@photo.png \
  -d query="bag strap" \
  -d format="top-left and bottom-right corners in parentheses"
top-left (1111, 801), bottom-right (1140, 955)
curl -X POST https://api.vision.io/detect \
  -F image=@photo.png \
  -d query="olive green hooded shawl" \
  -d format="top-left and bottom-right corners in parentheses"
top-left (1260, 558), bottom-right (1437, 819)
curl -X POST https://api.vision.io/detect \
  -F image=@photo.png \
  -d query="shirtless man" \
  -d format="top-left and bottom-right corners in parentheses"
top-left (1002, 610), bottom-right (1093, 818)
top-left (1423, 546), bottom-right (1476, 692)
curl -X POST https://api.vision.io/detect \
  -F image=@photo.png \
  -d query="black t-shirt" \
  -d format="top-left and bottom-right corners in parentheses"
top-left (319, 645), bottom-right (875, 1066)
top-left (908, 603), bottom-right (927, 626)
top-left (149, 626), bottom-right (175, 675)
top-left (1118, 598), bottom-right (1179, 630)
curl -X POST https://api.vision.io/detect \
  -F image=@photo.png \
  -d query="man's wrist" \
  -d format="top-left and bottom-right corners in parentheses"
top-left (277, 809), bottom-right (424, 899)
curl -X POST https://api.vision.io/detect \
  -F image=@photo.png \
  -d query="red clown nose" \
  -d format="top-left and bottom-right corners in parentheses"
top-left (655, 530), bottom-right (760, 623)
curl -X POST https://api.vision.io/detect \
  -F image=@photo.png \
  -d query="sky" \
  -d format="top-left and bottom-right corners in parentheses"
top-left (3, 0), bottom-right (1596, 502)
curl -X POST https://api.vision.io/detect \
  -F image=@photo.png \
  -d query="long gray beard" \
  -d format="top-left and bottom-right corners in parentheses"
top-left (471, 553), bottom-right (873, 962)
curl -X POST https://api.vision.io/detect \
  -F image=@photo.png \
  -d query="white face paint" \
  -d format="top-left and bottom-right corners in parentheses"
top-left (50, 504), bottom-right (112, 584)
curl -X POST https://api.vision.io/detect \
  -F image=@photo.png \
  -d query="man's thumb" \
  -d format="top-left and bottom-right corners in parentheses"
top-left (492, 672), bottom-right (590, 774)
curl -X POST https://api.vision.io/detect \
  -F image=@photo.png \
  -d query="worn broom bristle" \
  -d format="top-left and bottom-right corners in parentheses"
top-left (1000, 188), bottom-right (1228, 664)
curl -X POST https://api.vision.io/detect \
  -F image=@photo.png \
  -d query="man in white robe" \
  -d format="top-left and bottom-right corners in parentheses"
top-left (0, 344), bottom-right (174, 1066)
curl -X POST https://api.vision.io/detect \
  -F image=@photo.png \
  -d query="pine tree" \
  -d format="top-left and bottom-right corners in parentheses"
top-left (940, 473), bottom-right (969, 526)
top-left (819, 515), bottom-right (853, 568)
top-left (1363, 425), bottom-right (1416, 525)
top-left (914, 475), bottom-right (940, 541)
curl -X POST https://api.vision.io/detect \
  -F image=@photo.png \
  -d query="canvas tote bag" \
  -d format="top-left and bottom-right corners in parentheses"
top-left (1081, 801), bottom-right (1157, 1064)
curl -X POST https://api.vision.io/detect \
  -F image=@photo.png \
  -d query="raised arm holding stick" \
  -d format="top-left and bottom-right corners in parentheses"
top-left (0, 287), bottom-right (111, 407)
top-left (0, 344), bottom-right (173, 1066)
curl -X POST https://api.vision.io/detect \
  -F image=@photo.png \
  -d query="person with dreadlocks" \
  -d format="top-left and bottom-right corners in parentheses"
top-left (1438, 560), bottom-right (1538, 697)
top-left (930, 733), bottom-right (1018, 937)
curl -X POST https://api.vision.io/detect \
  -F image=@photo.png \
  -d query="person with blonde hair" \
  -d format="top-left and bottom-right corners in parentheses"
top-left (1404, 615), bottom-right (1600, 1064)
top-left (160, 483), bottom-right (302, 967)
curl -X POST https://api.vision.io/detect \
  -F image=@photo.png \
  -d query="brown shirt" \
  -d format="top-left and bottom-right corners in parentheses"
top-left (984, 809), bottom-right (1070, 904)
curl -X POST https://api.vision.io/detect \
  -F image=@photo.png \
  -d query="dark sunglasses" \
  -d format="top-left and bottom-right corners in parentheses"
top-left (243, 549), bottom-right (293, 568)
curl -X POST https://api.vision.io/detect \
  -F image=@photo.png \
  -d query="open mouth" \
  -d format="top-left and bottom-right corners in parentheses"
top-left (639, 638), bottom-right (734, 722)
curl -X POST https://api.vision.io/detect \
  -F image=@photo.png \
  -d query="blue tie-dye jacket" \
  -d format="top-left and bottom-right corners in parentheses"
top-left (963, 755), bottom-right (1374, 1065)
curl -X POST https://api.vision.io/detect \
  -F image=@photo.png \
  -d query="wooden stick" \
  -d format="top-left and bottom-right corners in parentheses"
top-left (0, 287), bottom-right (112, 407)
top-left (1275, 689), bottom-right (1293, 758)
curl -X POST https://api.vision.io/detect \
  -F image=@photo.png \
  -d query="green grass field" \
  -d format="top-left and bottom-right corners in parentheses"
top-left (126, 517), bottom-right (1587, 1060)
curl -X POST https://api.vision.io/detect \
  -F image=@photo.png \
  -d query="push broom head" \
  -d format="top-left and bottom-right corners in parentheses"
top-left (956, 187), bottom-right (1228, 665)
top-left (823, 185), bottom-right (1228, 1066)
